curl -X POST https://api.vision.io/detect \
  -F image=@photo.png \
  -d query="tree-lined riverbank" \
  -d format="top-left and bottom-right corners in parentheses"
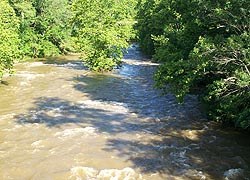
top-left (1, 45), bottom-right (249, 179)
top-left (1, 0), bottom-right (249, 129)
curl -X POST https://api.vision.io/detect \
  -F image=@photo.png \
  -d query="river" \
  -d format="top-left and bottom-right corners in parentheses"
top-left (0, 44), bottom-right (249, 180)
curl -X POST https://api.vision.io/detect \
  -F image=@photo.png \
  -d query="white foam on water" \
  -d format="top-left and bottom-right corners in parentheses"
top-left (54, 62), bottom-right (84, 68)
top-left (77, 100), bottom-right (129, 113)
top-left (20, 81), bottom-right (30, 86)
top-left (27, 62), bottom-right (47, 67)
top-left (69, 167), bottom-right (144, 180)
top-left (123, 59), bottom-right (159, 66)
top-left (31, 140), bottom-right (45, 153)
top-left (15, 73), bottom-right (45, 80)
top-left (224, 168), bottom-right (244, 180)
top-left (55, 127), bottom-right (98, 140)
top-left (31, 140), bottom-right (44, 148)
top-left (70, 167), bottom-right (98, 180)
top-left (0, 114), bottom-right (15, 121)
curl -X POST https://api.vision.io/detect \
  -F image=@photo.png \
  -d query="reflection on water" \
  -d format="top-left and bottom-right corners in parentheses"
top-left (0, 44), bottom-right (249, 180)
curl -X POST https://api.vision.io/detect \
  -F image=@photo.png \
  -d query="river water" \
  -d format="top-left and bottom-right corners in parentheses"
top-left (0, 44), bottom-right (249, 180)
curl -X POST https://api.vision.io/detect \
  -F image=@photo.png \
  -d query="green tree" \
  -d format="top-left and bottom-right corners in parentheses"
top-left (32, 0), bottom-right (73, 56)
top-left (0, 0), bottom-right (19, 81)
top-left (9, 0), bottom-right (37, 57)
top-left (9, 0), bottom-right (72, 58)
top-left (71, 0), bottom-right (136, 71)
top-left (136, 0), bottom-right (250, 129)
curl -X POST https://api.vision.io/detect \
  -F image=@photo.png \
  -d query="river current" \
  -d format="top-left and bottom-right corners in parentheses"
top-left (0, 44), bottom-right (249, 180)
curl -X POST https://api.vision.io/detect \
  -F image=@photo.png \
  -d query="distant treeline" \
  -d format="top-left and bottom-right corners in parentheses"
top-left (0, 0), bottom-right (249, 129)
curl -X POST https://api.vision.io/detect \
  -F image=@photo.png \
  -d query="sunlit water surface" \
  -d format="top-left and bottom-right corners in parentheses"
top-left (0, 44), bottom-right (249, 180)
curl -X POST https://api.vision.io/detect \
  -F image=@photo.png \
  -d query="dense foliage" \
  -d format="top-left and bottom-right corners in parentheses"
top-left (0, 0), bottom-right (19, 80)
top-left (71, 0), bottom-right (136, 71)
top-left (8, 0), bottom-right (72, 58)
top-left (136, 0), bottom-right (250, 129)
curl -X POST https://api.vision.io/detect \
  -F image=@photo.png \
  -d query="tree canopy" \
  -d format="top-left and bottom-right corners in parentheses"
top-left (70, 0), bottom-right (136, 71)
top-left (9, 0), bottom-right (72, 58)
top-left (136, 0), bottom-right (250, 129)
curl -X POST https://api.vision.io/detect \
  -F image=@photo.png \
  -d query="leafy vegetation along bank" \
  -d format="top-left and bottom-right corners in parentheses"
top-left (136, 0), bottom-right (250, 129)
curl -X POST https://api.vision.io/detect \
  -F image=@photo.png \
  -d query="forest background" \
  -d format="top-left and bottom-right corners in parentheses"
top-left (0, 0), bottom-right (249, 129)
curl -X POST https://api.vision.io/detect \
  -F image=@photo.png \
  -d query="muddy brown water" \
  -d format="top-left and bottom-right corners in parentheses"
top-left (0, 44), bottom-right (249, 180)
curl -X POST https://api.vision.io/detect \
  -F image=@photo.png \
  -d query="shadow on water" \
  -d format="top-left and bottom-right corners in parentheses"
top-left (38, 55), bottom-right (89, 71)
top-left (15, 97), bottom-right (84, 127)
top-left (15, 97), bottom-right (159, 135)
top-left (104, 119), bottom-right (250, 179)
top-left (123, 44), bottom-right (150, 61)
top-left (15, 97), bottom-right (250, 179)
top-left (71, 62), bottom-right (169, 120)
top-left (13, 44), bottom-right (250, 179)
